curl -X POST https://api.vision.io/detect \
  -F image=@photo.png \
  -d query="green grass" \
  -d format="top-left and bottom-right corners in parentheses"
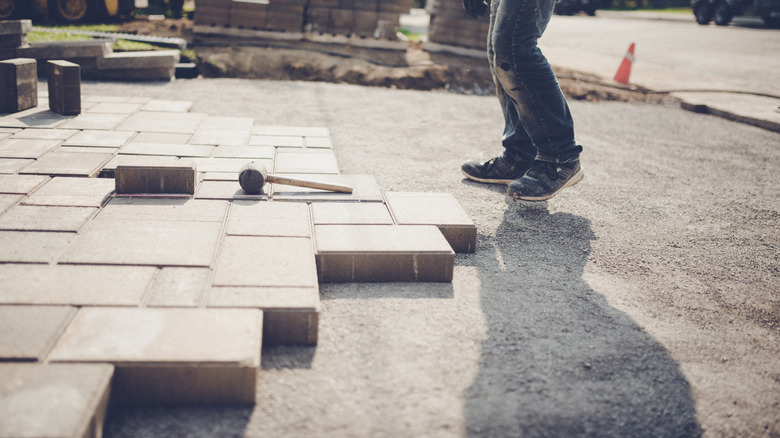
top-left (398, 28), bottom-right (423, 42)
top-left (29, 24), bottom-right (163, 52)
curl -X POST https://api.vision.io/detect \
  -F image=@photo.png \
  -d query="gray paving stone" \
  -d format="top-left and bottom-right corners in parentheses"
top-left (63, 129), bottom-right (135, 148)
top-left (194, 180), bottom-right (269, 200)
top-left (213, 236), bottom-right (319, 288)
top-left (96, 50), bottom-right (180, 70)
top-left (0, 305), bottom-right (76, 361)
top-left (140, 99), bottom-right (193, 112)
top-left (60, 219), bottom-right (223, 267)
top-left (271, 174), bottom-right (383, 202)
top-left (314, 225), bottom-right (455, 282)
top-left (0, 158), bottom-right (33, 174)
top-left (199, 116), bottom-right (255, 131)
top-left (191, 157), bottom-right (263, 174)
top-left (20, 151), bottom-right (113, 177)
top-left (274, 150), bottom-right (340, 174)
top-left (385, 191), bottom-right (478, 253)
top-left (11, 128), bottom-right (77, 140)
top-left (86, 102), bottom-right (143, 114)
top-left (0, 231), bottom-right (74, 263)
top-left (98, 198), bottom-right (228, 222)
top-left (209, 286), bottom-right (319, 346)
top-left (0, 264), bottom-right (156, 306)
top-left (227, 201), bottom-right (311, 237)
top-left (190, 129), bottom-right (250, 146)
top-left (311, 202), bottom-right (393, 225)
top-left (0, 205), bottom-right (96, 232)
top-left (100, 154), bottom-right (180, 177)
top-left (22, 176), bottom-right (115, 207)
top-left (114, 162), bottom-right (197, 195)
top-left (119, 141), bottom-right (214, 158)
top-left (146, 267), bottom-right (211, 307)
top-left (47, 60), bottom-right (81, 116)
top-left (213, 145), bottom-right (275, 159)
top-left (116, 112), bottom-right (208, 134)
top-left (0, 138), bottom-right (60, 159)
top-left (304, 136), bottom-right (333, 148)
top-left (57, 145), bottom-right (120, 154)
top-left (0, 363), bottom-right (113, 438)
top-left (0, 174), bottom-right (48, 194)
top-left (248, 135), bottom-right (304, 147)
top-left (132, 132), bottom-right (191, 144)
top-left (0, 194), bottom-right (21, 214)
top-left (49, 307), bottom-right (262, 405)
top-left (252, 125), bottom-right (330, 137)
top-left (57, 112), bottom-right (128, 130)
top-left (0, 107), bottom-right (69, 129)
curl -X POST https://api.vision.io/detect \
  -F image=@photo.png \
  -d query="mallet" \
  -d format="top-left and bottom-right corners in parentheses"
top-left (238, 162), bottom-right (353, 194)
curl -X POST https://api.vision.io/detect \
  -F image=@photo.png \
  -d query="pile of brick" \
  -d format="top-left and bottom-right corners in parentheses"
top-left (0, 18), bottom-right (30, 60)
top-left (426, 0), bottom-right (489, 50)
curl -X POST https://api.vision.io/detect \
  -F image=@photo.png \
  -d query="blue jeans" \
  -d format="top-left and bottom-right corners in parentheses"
top-left (487, 0), bottom-right (582, 163)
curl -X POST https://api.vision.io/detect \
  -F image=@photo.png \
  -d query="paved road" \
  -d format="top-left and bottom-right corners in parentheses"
top-left (85, 77), bottom-right (779, 438)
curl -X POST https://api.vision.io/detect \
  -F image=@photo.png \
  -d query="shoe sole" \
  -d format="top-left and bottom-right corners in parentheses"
top-left (506, 168), bottom-right (584, 203)
top-left (461, 169), bottom-right (515, 185)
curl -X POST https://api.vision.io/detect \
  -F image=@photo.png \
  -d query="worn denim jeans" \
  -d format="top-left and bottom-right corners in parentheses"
top-left (487, 0), bottom-right (582, 163)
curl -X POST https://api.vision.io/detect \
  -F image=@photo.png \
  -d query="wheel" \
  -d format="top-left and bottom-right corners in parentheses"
top-left (49, 0), bottom-right (96, 22)
top-left (693, 1), bottom-right (713, 24)
top-left (0, 0), bottom-right (28, 19)
top-left (167, 0), bottom-right (184, 17)
top-left (713, 1), bottom-right (732, 25)
top-left (583, 4), bottom-right (597, 15)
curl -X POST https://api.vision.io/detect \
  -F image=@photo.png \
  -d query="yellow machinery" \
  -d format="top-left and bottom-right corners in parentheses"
top-left (0, 0), bottom-right (138, 22)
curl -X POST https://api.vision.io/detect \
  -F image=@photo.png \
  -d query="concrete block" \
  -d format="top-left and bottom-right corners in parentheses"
top-left (97, 198), bottom-right (228, 223)
top-left (314, 225), bottom-right (455, 282)
top-left (11, 128), bottom-right (78, 140)
top-left (15, 40), bottom-right (113, 59)
top-left (226, 201), bottom-right (311, 237)
top-left (49, 308), bottom-right (262, 405)
top-left (252, 126), bottom-right (330, 136)
top-left (311, 202), bottom-right (393, 225)
top-left (249, 134), bottom-right (304, 147)
top-left (140, 99), bottom-right (193, 112)
top-left (385, 192), bottom-right (477, 253)
top-left (270, 174), bottom-right (383, 202)
top-left (0, 34), bottom-right (27, 48)
top-left (114, 162), bottom-right (198, 195)
top-left (213, 145), bottom-right (275, 159)
top-left (119, 141), bottom-right (215, 158)
top-left (57, 112), bottom-right (128, 130)
top-left (194, 180), bottom-right (269, 199)
top-left (20, 151), bottom-right (113, 177)
top-left (0, 158), bottom-right (33, 174)
top-left (304, 136), bottom-right (333, 148)
top-left (190, 157), bottom-right (260, 174)
top-left (213, 236), bottom-right (319, 287)
top-left (96, 50), bottom-right (180, 70)
top-left (209, 286), bottom-right (319, 345)
top-left (0, 194), bottom-right (21, 214)
top-left (0, 48), bottom-right (17, 61)
top-left (62, 129), bottom-right (136, 148)
top-left (86, 102), bottom-right (142, 114)
top-left (0, 58), bottom-right (37, 113)
top-left (97, 67), bottom-right (176, 81)
top-left (194, 5), bottom-right (232, 26)
top-left (190, 129), bottom-right (250, 146)
top-left (47, 60), bottom-right (81, 116)
top-left (274, 150), bottom-right (340, 174)
top-left (230, 0), bottom-right (269, 28)
top-left (0, 363), bottom-right (113, 438)
top-left (0, 106), bottom-right (69, 130)
top-left (99, 154), bottom-right (180, 178)
top-left (116, 111), bottom-right (208, 134)
top-left (0, 205), bottom-right (96, 232)
top-left (0, 174), bottom-right (48, 194)
top-left (60, 219), bottom-right (223, 267)
top-left (0, 264), bottom-right (157, 306)
top-left (22, 176), bottom-right (115, 207)
top-left (147, 267), bottom-right (211, 307)
top-left (0, 305), bottom-right (75, 361)
top-left (132, 132), bottom-right (191, 144)
top-left (0, 20), bottom-right (33, 35)
top-left (200, 116), bottom-right (255, 131)
top-left (0, 231), bottom-right (74, 263)
top-left (0, 139), bottom-right (60, 159)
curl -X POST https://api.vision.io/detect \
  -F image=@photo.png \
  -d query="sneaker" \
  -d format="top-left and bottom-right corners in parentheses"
top-left (506, 159), bottom-right (583, 202)
top-left (462, 155), bottom-right (531, 185)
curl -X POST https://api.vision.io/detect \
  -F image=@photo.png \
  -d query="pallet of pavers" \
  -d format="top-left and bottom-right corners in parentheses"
top-left (0, 93), bottom-right (476, 436)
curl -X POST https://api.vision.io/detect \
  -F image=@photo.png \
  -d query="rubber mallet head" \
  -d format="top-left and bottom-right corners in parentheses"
top-left (238, 162), bottom-right (268, 194)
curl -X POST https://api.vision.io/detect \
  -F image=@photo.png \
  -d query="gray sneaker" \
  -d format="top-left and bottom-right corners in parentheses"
top-left (506, 160), bottom-right (583, 202)
top-left (462, 155), bottom-right (531, 185)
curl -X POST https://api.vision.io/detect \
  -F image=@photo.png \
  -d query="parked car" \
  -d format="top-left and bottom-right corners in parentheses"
top-left (692, 0), bottom-right (780, 27)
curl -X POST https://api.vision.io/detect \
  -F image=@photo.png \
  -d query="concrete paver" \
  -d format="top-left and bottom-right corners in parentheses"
top-left (119, 141), bottom-right (215, 158)
top-left (22, 176), bottom-right (115, 207)
top-left (57, 112), bottom-right (127, 130)
top-left (311, 202), bottom-right (394, 224)
top-left (275, 150), bottom-right (340, 174)
top-left (213, 236), bottom-right (319, 287)
top-left (0, 174), bottom-right (48, 194)
top-left (0, 205), bottom-right (96, 232)
top-left (226, 201), bottom-right (311, 237)
top-left (194, 180), bottom-right (270, 199)
top-left (249, 134), bottom-right (304, 147)
top-left (0, 305), bottom-right (75, 361)
top-left (0, 231), bottom-right (73, 263)
top-left (146, 267), bottom-right (211, 307)
top-left (190, 129), bottom-right (250, 146)
top-left (131, 132), bottom-right (191, 144)
top-left (115, 111), bottom-right (207, 134)
top-left (10, 128), bottom-right (77, 140)
top-left (114, 162), bottom-right (197, 195)
top-left (97, 198), bottom-right (228, 222)
top-left (0, 158), bottom-right (32, 174)
top-left (20, 151), bottom-right (113, 177)
top-left (270, 174), bottom-right (384, 201)
top-left (212, 144), bottom-right (275, 159)
top-left (0, 138), bottom-right (59, 159)
top-left (63, 129), bottom-right (136, 148)
top-left (252, 125), bottom-right (330, 137)
top-left (0, 194), bottom-right (21, 214)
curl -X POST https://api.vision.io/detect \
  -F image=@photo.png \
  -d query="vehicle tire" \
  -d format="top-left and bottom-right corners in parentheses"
top-left (167, 0), bottom-right (184, 17)
top-left (693, 1), bottom-right (713, 24)
top-left (713, 1), bottom-right (732, 25)
top-left (49, 0), bottom-right (96, 23)
top-left (0, 0), bottom-right (29, 19)
top-left (584, 4), bottom-right (597, 15)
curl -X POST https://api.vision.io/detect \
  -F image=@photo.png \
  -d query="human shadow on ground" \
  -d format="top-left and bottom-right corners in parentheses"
top-left (464, 203), bottom-right (701, 437)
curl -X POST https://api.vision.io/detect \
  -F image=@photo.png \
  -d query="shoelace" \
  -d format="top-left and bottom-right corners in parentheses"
top-left (528, 162), bottom-right (560, 180)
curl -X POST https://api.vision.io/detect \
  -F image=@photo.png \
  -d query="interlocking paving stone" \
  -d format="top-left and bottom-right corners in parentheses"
top-left (0, 194), bottom-right (21, 214)
top-left (0, 205), bottom-right (96, 232)
top-left (49, 307), bottom-right (262, 405)
top-left (0, 158), bottom-right (33, 174)
top-left (114, 162), bottom-right (198, 195)
top-left (63, 129), bottom-right (136, 148)
top-left (227, 201), bottom-right (311, 237)
top-left (252, 125), bottom-right (330, 137)
top-left (60, 219), bottom-right (223, 267)
top-left (57, 112), bottom-right (128, 130)
top-left (271, 174), bottom-right (383, 202)
top-left (274, 150), bottom-right (340, 174)
top-left (116, 112), bottom-right (208, 134)
top-left (0, 58), bottom-right (37, 113)
top-left (190, 129), bottom-right (250, 146)
top-left (314, 225), bottom-right (455, 282)
top-left (132, 132), bottom-right (191, 144)
top-left (86, 102), bottom-right (143, 114)
top-left (10, 128), bottom-right (78, 140)
top-left (249, 135), bottom-right (304, 147)
top-left (100, 154), bottom-right (180, 178)
top-left (209, 286), bottom-right (319, 346)
top-left (119, 141), bottom-right (214, 158)
top-left (385, 191), bottom-right (478, 253)
top-left (0, 264), bottom-right (156, 306)
top-left (213, 236), bottom-right (319, 288)
top-left (304, 136), bottom-right (333, 148)
top-left (47, 60), bottom-right (81, 116)
top-left (22, 176), bottom-right (115, 207)
top-left (0, 138), bottom-right (60, 159)
top-left (0, 305), bottom-right (76, 361)
top-left (0, 363), bottom-right (113, 438)
top-left (199, 116), bottom-right (255, 131)
top-left (57, 145), bottom-right (120, 154)
top-left (194, 180), bottom-right (270, 200)
top-left (146, 267), bottom-right (211, 307)
top-left (98, 198), bottom-right (228, 222)
top-left (140, 99), bottom-right (193, 112)
top-left (20, 151), bottom-right (113, 177)
top-left (0, 231), bottom-right (74, 263)
top-left (0, 107), bottom-right (69, 129)
top-left (0, 174), bottom-right (48, 194)
top-left (311, 202), bottom-right (394, 225)
top-left (212, 145), bottom-right (275, 159)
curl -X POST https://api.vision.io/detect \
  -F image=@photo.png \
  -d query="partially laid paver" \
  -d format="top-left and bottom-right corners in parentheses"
top-left (0, 264), bottom-right (157, 306)
top-left (0, 363), bottom-right (114, 438)
top-left (131, 132), bottom-right (191, 144)
top-left (199, 116), bottom-right (254, 131)
top-left (140, 99), bottom-right (193, 112)
top-left (190, 129), bottom-right (250, 146)
top-left (212, 145), bottom-right (275, 159)
top-left (0, 305), bottom-right (76, 361)
top-left (274, 150), bottom-right (340, 174)
top-left (10, 128), bottom-right (78, 140)
top-left (213, 236), bottom-right (319, 288)
top-left (0, 158), bottom-right (33, 174)
top-left (0, 174), bottom-right (48, 194)
top-left (57, 113), bottom-right (128, 130)
top-left (97, 198), bottom-right (228, 222)
top-left (119, 141), bottom-right (214, 158)
top-left (19, 151), bottom-right (113, 177)
top-left (271, 174), bottom-right (384, 202)
top-left (0, 205), bottom-right (96, 232)
top-left (304, 136), bottom-right (333, 148)
top-left (0, 138), bottom-right (60, 159)
top-left (86, 102), bottom-right (143, 114)
top-left (100, 154), bottom-right (180, 178)
top-left (249, 135), bottom-right (304, 148)
top-left (194, 180), bottom-right (270, 200)
top-left (311, 202), bottom-right (394, 225)
top-left (114, 162), bottom-right (198, 195)
top-left (146, 267), bottom-right (211, 307)
top-left (0, 231), bottom-right (73, 263)
top-left (22, 176), bottom-right (115, 207)
top-left (115, 111), bottom-right (207, 134)
top-left (226, 201), bottom-right (311, 237)
top-left (62, 129), bottom-right (136, 148)
top-left (0, 194), bottom-right (21, 214)
top-left (314, 225), bottom-right (455, 282)
top-left (252, 125), bottom-right (330, 137)
top-left (0, 107), bottom-right (69, 129)
top-left (49, 307), bottom-right (262, 405)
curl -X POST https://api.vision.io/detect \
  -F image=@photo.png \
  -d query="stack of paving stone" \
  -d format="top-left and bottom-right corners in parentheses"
top-left (195, 0), bottom-right (305, 32)
top-left (427, 0), bottom-right (489, 50)
top-left (305, 0), bottom-right (411, 38)
top-left (0, 19), bottom-right (31, 61)
top-left (0, 92), bottom-right (476, 436)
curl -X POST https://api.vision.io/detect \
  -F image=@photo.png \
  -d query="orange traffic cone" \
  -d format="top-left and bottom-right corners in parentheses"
top-left (613, 43), bottom-right (635, 85)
